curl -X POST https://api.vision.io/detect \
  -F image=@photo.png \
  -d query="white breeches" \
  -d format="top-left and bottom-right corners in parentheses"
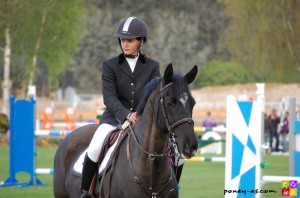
top-left (86, 123), bottom-right (117, 162)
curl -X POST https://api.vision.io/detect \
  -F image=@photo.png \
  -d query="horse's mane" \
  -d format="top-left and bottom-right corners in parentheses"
top-left (137, 73), bottom-right (190, 116)
top-left (136, 77), bottom-right (162, 116)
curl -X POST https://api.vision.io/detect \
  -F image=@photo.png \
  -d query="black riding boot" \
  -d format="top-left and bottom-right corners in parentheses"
top-left (174, 164), bottom-right (184, 183)
top-left (81, 154), bottom-right (98, 198)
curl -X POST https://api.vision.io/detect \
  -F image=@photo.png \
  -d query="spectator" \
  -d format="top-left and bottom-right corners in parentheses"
top-left (270, 109), bottom-right (280, 152)
top-left (280, 111), bottom-right (289, 152)
top-left (202, 111), bottom-right (217, 128)
top-left (264, 113), bottom-right (271, 149)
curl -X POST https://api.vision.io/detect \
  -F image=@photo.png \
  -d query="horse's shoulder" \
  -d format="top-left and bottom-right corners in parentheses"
top-left (72, 124), bottom-right (98, 136)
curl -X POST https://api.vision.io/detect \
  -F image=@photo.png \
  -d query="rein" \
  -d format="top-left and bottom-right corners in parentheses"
top-left (127, 125), bottom-right (173, 198)
top-left (126, 81), bottom-right (194, 198)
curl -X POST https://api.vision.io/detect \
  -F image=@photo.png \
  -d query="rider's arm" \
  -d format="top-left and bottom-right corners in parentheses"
top-left (102, 61), bottom-right (130, 123)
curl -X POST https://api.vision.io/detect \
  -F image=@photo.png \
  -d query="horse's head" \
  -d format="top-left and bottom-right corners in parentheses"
top-left (137, 63), bottom-right (198, 159)
top-left (159, 63), bottom-right (198, 159)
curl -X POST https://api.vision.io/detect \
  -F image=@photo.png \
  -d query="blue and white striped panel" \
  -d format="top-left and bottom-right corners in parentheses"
top-left (225, 95), bottom-right (262, 198)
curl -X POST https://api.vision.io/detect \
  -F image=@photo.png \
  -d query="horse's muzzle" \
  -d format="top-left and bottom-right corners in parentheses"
top-left (182, 143), bottom-right (198, 159)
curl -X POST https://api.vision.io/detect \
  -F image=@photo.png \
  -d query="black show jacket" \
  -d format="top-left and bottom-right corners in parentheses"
top-left (100, 53), bottom-right (160, 126)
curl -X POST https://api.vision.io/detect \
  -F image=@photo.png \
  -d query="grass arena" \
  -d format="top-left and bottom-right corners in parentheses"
top-left (1, 84), bottom-right (299, 197)
top-left (0, 143), bottom-right (290, 197)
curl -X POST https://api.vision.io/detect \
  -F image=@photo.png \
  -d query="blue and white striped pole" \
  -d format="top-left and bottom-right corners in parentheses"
top-left (35, 168), bottom-right (54, 175)
top-left (35, 130), bottom-right (72, 137)
top-left (294, 120), bottom-right (300, 177)
top-left (294, 119), bottom-right (300, 195)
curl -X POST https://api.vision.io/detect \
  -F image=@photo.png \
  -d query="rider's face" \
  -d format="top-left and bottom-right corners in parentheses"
top-left (121, 38), bottom-right (142, 56)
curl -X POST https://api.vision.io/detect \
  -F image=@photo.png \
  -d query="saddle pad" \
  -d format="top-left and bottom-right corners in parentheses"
top-left (72, 133), bottom-right (121, 176)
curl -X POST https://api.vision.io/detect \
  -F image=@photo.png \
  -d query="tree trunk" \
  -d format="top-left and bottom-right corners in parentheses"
top-left (28, 9), bottom-right (48, 87)
top-left (2, 26), bottom-right (11, 116)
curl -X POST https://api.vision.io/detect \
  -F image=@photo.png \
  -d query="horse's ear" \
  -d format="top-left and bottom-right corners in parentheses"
top-left (184, 65), bottom-right (198, 84)
top-left (164, 63), bottom-right (173, 84)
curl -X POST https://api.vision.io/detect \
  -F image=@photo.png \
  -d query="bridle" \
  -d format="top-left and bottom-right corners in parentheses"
top-left (126, 81), bottom-right (194, 198)
top-left (159, 82), bottom-right (194, 162)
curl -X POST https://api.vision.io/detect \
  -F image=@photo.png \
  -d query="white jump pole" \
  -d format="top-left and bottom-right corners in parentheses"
top-left (262, 176), bottom-right (300, 183)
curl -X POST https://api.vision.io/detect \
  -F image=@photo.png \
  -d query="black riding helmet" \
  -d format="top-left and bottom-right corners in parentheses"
top-left (113, 16), bottom-right (148, 43)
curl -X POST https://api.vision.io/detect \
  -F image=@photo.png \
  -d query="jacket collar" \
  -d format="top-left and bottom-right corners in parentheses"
top-left (118, 53), bottom-right (146, 65)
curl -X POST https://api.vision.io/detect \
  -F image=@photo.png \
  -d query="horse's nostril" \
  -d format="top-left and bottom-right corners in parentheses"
top-left (184, 145), bottom-right (191, 153)
top-left (183, 144), bottom-right (197, 158)
top-left (193, 144), bottom-right (198, 151)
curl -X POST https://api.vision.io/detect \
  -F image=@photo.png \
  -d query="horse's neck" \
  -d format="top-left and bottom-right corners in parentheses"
top-left (134, 116), bottom-right (168, 157)
top-left (130, 117), bottom-right (170, 182)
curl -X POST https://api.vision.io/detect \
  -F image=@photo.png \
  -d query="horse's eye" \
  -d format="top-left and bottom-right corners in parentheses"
top-left (166, 98), bottom-right (176, 107)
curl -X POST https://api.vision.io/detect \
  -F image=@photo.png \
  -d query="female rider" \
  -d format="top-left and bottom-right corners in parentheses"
top-left (80, 16), bottom-right (160, 197)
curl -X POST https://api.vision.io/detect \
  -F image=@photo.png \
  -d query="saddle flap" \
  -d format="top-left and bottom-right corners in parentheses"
top-left (72, 127), bottom-right (129, 177)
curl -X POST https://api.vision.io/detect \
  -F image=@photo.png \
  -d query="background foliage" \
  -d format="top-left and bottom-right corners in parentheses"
top-left (1, 0), bottom-right (300, 97)
top-left (220, 0), bottom-right (300, 83)
top-left (195, 60), bottom-right (248, 88)
top-left (0, 0), bottom-right (86, 97)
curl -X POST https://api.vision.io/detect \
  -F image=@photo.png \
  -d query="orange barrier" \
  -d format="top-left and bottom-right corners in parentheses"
top-left (43, 107), bottom-right (54, 130)
top-left (65, 107), bottom-right (76, 130)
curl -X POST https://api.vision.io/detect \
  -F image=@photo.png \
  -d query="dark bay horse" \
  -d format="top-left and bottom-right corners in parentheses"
top-left (53, 64), bottom-right (198, 198)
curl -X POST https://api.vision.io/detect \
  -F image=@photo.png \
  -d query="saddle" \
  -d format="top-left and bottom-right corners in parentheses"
top-left (89, 122), bottom-right (131, 196)
top-left (98, 128), bottom-right (122, 164)
top-left (98, 120), bottom-right (131, 166)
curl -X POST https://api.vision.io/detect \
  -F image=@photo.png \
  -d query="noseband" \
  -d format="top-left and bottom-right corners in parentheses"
top-left (127, 81), bottom-right (194, 198)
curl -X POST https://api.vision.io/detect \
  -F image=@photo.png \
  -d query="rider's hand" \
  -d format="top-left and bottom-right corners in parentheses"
top-left (128, 112), bottom-right (138, 124)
